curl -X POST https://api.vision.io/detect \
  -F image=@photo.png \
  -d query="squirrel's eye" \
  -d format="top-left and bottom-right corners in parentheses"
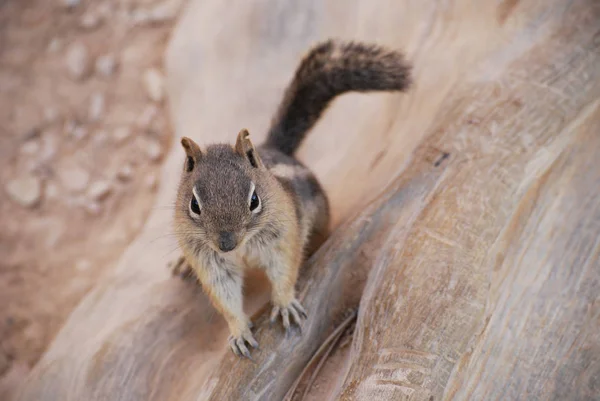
top-left (190, 196), bottom-right (201, 216)
top-left (249, 190), bottom-right (261, 213)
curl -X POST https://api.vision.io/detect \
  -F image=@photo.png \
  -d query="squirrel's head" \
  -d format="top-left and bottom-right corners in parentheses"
top-left (175, 129), bottom-right (275, 254)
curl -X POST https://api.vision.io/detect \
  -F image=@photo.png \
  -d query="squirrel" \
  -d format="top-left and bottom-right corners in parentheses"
top-left (173, 39), bottom-right (412, 358)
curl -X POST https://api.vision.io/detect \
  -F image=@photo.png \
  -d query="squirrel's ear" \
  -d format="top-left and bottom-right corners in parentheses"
top-left (181, 137), bottom-right (202, 172)
top-left (235, 129), bottom-right (264, 169)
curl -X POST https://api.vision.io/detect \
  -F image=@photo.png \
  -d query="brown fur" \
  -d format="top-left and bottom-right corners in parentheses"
top-left (265, 39), bottom-right (412, 155)
top-left (173, 39), bottom-right (412, 357)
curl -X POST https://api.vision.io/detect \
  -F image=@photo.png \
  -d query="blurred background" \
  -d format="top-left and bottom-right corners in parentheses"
top-left (0, 0), bottom-right (182, 397)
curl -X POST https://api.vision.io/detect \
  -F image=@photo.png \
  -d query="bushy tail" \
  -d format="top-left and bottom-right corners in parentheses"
top-left (265, 39), bottom-right (412, 156)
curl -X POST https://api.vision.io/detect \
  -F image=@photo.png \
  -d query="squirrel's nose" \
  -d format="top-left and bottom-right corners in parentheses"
top-left (218, 232), bottom-right (237, 252)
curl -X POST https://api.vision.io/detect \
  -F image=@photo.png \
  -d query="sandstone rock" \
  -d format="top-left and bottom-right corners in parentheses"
top-left (6, 175), bottom-right (42, 208)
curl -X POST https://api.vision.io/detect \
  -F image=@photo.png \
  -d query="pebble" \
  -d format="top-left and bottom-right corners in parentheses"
top-left (149, 2), bottom-right (178, 22)
top-left (65, 120), bottom-right (87, 140)
top-left (88, 93), bottom-right (105, 121)
top-left (97, 3), bottom-right (114, 18)
top-left (6, 175), bottom-right (42, 208)
top-left (43, 107), bottom-right (60, 124)
top-left (117, 164), bottom-right (133, 181)
top-left (23, 126), bottom-right (40, 141)
top-left (87, 180), bottom-right (112, 201)
top-left (64, 119), bottom-right (76, 135)
top-left (95, 54), bottom-right (117, 77)
top-left (75, 259), bottom-right (92, 272)
top-left (80, 13), bottom-right (101, 30)
top-left (47, 38), bottom-right (62, 53)
top-left (113, 126), bottom-right (131, 143)
top-left (136, 104), bottom-right (158, 128)
top-left (43, 218), bottom-right (65, 249)
top-left (130, 9), bottom-right (151, 26)
top-left (84, 201), bottom-right (102, 216)
top-left (62, 0), bottom-right (81, 9)
top-left (93, 130), bottom-right (108, 144)
top-left (152, 114), bottom-right (168, 135)
top-left (144, 138), bottom-right (163, 161)
top-left (130, 0), bottom-right (179, 24)
top-left (45, 182), bottom-right (59, 199)
top-left (143, 68), bottom-right (164, 102)
top-left (21, 139), bottom-right (40, 155)
top-left (72, 126), bottom-right (88, 141)
top-left (65, 42), bottom-right (91, 81)
top-left (39, 133), bottom-right (59, 163)
top-left (58, 166), bottom-right (90, 192)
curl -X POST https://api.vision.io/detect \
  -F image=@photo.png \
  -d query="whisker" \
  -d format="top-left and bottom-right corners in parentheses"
top-left (161, 244), bottom-right (185, 259)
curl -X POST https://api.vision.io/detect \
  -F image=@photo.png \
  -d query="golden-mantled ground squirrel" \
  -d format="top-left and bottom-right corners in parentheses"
top-left (173, 39), bottom-right (411, 358)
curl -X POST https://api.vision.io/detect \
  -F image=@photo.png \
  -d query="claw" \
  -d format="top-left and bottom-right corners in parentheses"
top-left (291, 299), bottom-right (307, 319)
top-left (271, 298), bottom-right (307, 333)
top-left (228, 327), bottom-right (258, 359)
top-left (270, 306), bottom-right (280, 323)
top-left (229, 337), bottom-right (241, 357)
top-left (237, 339), bottom-right (250, 359)
top-left (289, 306), bottom-right (302, 329)
top-left (282, 308), bottom-right (290, 330)
top-left (243, 331), bottom-right (259, 349)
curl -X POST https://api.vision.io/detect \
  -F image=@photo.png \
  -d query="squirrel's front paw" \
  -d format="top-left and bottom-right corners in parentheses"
top-left (270, 298), bottom-right (307, 331)
top-left (228, 325), bottom-right (258, 359)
